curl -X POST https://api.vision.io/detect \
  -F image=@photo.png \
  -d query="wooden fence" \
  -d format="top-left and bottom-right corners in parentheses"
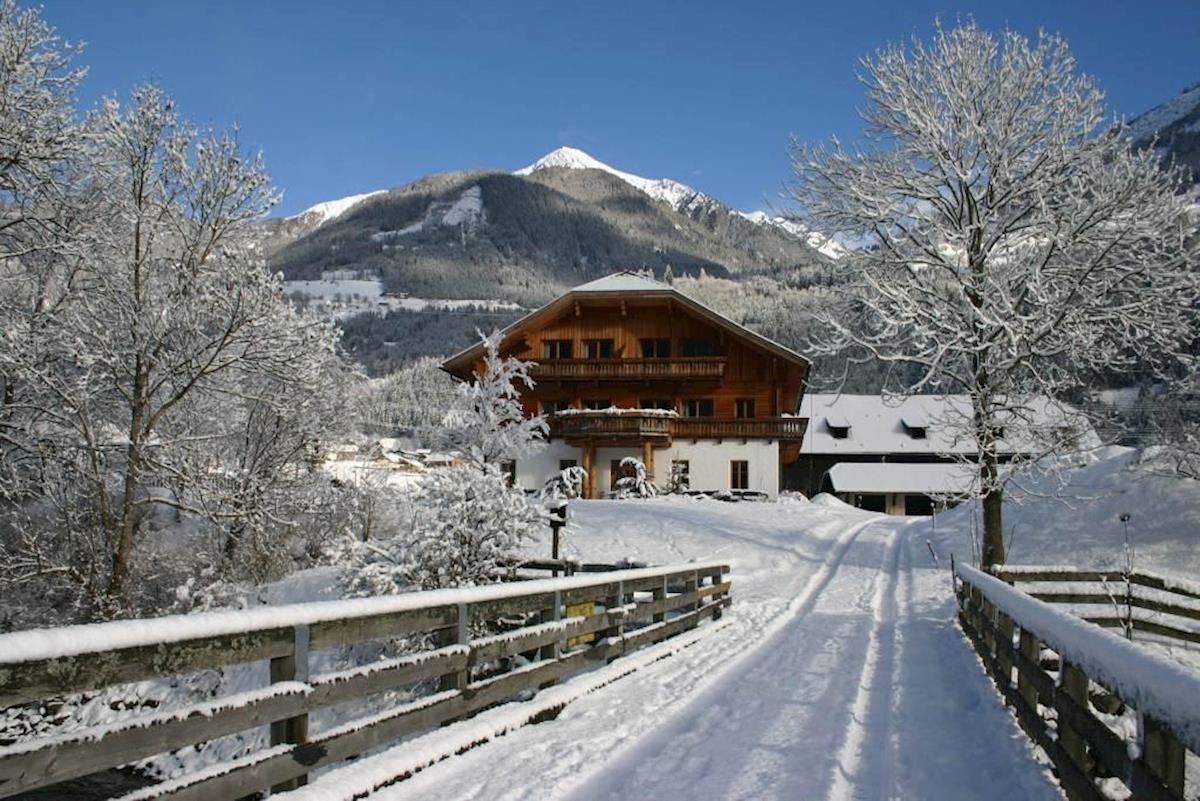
top-left (955, 561), bottom-right (1198, 801)
top-left (0, 562), bottom-right (730, 800)
top-left (991, 566), bottom-right (1200, 646)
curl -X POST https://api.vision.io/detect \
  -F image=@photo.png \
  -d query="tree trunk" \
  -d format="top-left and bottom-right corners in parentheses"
top-left (107, 359), bottom-right (147, 608)
top-left (980, 449), bottom-right (1006, 568)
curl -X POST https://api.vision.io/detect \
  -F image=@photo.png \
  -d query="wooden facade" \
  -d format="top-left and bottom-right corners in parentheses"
top-left (443, 273), bottom-right (811, 498)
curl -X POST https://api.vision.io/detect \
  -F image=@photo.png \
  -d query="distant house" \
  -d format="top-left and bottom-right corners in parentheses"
top-left (441, 272), bottom-right (811, 498)
top-left (786, 394), bottom-right (1092, 515)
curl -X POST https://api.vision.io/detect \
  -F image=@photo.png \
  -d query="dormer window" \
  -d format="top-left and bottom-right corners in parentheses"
top-left (901, 415), bottom-right (928, 440)
top-left (826, 415), bottom-right (851, 440)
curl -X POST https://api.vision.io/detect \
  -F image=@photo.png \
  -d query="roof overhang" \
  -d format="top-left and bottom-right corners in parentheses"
top-left (441, 280), bottom-right (810, 380)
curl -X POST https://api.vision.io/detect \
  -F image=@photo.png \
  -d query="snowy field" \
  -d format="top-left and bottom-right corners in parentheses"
top-left (291, 446), bottom-right (1199, 801)
top-left (282, 277), bottom-right (521, 319)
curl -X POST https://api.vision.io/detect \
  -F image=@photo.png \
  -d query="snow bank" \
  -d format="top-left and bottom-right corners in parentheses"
top-left (956, 563), bottom-right (1200, 753)
top-left (930, 446), bottom-right (1200, 579)
top-left (0, 562), bottom-right (727, 665)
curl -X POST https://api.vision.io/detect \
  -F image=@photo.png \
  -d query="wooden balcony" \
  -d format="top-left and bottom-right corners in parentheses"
top-left (551, 412), bottom-right (674, 441)
top-left (531, 357), bottom-right (726, 381)
top-left (672, 417), bottom-right (808, 441)
top-left (548, 413), bottom-right (807, 442)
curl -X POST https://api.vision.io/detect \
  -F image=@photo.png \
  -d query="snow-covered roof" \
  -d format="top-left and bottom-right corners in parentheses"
top-left (801, 394), bottom-right (1091, 456)
top-left (826, 462), bottom-right (977, 495)
top-left (571, 272), bottom-right (672, 293)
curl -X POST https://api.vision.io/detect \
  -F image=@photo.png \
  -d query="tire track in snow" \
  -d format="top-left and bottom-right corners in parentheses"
top-left (562, 513), bottom-right (883, 801)
top-left (826, 517), bottom-right (912, 801)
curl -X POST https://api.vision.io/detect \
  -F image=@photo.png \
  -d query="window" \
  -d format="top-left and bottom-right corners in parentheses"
top-left (640, 338), bottom-right (671, 358)
top-left (542, 339), bottom-right (572, 359)
top-left (500, 460), bottom-right (516, 488)
top-left (730, 460), bottom-right (749, 490)
top-left (735, 398), bottom-right (755, 419)
top-left (542, 399), bottom-right (571, 415)
top-left (683, 398), bottom-right (714, 417)
top-left (670, 459), bottom-right (690, 490)
top-left (559, 459), bottom-right (577, 471)
top-left (583, 339), bottom-right (614, 359)
top-left (640, 398), bottom-right (674, 410)
top-left (583, 399), bottom-right (612, 410)
top-left (681, 337), bottom-right (717, 357)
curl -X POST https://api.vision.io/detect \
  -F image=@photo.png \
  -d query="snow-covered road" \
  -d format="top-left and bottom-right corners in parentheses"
top-left (302, 498), bottom-right (1063, 801)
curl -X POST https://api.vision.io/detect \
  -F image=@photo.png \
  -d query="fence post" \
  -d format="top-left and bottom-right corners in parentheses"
top-left (1142, 715), bottom-right (1185, 797)
top-left (539, 591), bottom-right (562, 689)
top-left (1017, 628), bottom-right (1040, 722)
top-left (711, 567), bottom-right (725, 620)
top-left (269, 623), bottom-right (311, 792)
top-left (446, 603), bottom-right (470, 691)
top-left (652, 577), bottom-right (667, 624)
top-left (1058, 660), bottom-right (1090, 778)
top-left (685, 570), bottom-right (699, 615)
top-left (995, 610), bottom-right (1014, 689)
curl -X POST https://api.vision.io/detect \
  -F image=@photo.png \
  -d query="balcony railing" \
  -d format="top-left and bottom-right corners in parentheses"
top-left (550, 413), bottom-right (674, 440)
top-left (548, 412), bottom-right (807, 441)
top-left (672, 417), bottom-right (808, 440)
top-left (531, 357), bottom-right (726, 381)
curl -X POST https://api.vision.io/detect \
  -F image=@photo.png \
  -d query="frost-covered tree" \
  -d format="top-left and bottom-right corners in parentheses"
top-left (791, 22), bottom-right (1200, 567)
top-left (400, 463), bottom-right (542, 590)
top-left (0, 77), bottom-right (345, 619)
top-left (446, 329), bottom-right (547, 467)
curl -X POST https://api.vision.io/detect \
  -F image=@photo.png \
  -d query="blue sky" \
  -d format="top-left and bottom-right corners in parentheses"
top-left (43, 0), bottom-right (1200, 216)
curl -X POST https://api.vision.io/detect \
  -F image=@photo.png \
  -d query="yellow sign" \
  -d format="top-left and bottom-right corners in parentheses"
top-left (566, 601), bottom-right (595, 648)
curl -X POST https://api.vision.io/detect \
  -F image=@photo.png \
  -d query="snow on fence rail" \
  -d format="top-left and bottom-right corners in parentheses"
top-left (991, 566), bottom-right (1200, 646)
top-left (0, 561), bottom-right (730, 800)
top-left (955, 561), bottom-right (1199, 801)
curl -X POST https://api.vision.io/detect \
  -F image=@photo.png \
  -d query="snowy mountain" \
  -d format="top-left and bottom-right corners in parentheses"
top-left (514, 146), bottom-right (722, 216)
top-left (1123, 82), bottom-right (1200, 186)
top-left (265, 150), bottom-right (828, 307)
top-left (290, 189), bottom-right (388, 225)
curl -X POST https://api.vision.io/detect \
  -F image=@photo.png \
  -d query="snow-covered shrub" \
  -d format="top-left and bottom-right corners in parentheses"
top-left (541, 465), bottom-right (586, 500)
top-left (404, 463), bottom-right (543, 589)
top-left (614, 457), bottom-right (657, 499)
top-left (343, 463), bottom-right (542, 593)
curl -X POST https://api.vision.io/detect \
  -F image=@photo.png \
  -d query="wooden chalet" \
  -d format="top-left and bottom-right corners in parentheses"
top-left (442, 272), bottom-right (810, 498)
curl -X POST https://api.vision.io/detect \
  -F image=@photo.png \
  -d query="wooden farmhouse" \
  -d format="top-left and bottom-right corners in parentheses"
top-left (442, 272), bottom-right (811, 498)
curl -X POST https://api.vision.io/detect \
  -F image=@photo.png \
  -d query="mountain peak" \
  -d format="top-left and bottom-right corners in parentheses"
top-left (514, 146), bottom-right (716, 214)
top-left (514, 146), bottom-right (610, 175)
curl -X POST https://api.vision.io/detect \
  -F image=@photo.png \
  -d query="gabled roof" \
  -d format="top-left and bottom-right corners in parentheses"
top-left (441, 271), bottom-right (810, 377)
top-left (801, 394), bottom-right (1094, 456)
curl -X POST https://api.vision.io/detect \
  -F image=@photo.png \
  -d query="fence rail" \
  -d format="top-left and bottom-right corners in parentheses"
top-left (992, 566), bottom-right (1200, 646)
top-left (0, 562), bottom-right (730, 800)
top-left (955, 561), bottom-right (1199, 801)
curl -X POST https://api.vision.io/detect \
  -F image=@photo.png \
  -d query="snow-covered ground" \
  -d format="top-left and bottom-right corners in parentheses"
top-left (291, 446), bottom-right (1199, 801)
top-left (294, 497), bottom-right (1061, 801)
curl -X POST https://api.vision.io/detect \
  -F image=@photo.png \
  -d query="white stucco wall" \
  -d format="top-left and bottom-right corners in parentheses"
top-left (662, 440), bottom-right (780, 496)
top-left (512, 439), bottom-right (781, 498)
top-left (514, 440), bottom-right (580, 492)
